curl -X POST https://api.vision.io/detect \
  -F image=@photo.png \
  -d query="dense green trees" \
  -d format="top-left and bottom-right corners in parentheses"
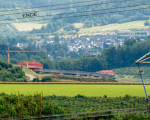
top-left (0, 61), bottom-right (27, 82)
top-left (0, 43), bottom-right (48, 64)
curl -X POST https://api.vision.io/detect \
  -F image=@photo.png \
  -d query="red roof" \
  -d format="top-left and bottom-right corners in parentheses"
top-left (18, 61), bottom-right (43, 70)
top-left (99, 70), bottom-right (115, 75)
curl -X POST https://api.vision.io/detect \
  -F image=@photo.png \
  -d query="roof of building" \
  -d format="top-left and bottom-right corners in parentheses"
top-left (18, 61), bottom-right (43, 69)
top-left (99, 70), bottom-right (115, 75)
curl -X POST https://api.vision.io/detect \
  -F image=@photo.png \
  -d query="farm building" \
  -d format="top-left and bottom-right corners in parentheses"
top-left (18, 61), bottom-right (43, 72)
top-left (99, 70), bottom-right (116, 79)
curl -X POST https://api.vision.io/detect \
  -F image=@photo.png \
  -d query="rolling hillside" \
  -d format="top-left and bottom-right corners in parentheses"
top-left (0, 0), bottom-right (149, 36)
top-left (113, 66), bottom-right (150, 82)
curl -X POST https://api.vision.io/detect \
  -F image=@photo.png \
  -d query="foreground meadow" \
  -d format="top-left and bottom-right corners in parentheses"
top-left (0, 84), bottom-right (149, 97)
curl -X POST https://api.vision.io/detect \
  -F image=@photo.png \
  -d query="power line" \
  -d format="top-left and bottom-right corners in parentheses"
top-left (0, 0), bottom-right (110, 12)
top-left (0, 6), bottom-right (149, 25)
top-left (1, 3), bottom-right (150, 22)
top-left (0, 0), bottom-right (134, 17)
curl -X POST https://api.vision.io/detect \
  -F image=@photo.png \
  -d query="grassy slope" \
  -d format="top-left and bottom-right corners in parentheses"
top-left (113, 66), bottom-right (150, 83)
top-left (79, 20), bottom-right (149, 35)
top-left (13, 20), bottom-right (149, 38)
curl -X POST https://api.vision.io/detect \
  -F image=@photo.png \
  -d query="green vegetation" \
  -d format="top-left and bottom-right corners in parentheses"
top-left (0, 84), bottom-right (149, 97)
top-left (43, 37), bottom-right (150, 72)
top-left (32, 78), bottom-right (40, 82)
top-left (0, 61), bottom-right (27, 82)
top-left (1, 0), bottom-right (148, 36)
top-left (41, 76), bottom-right (53, 82)
top-left (0, 93), bottom-right (148, 119)
top-left (0, 43), bottom-right (48, 63)
top-left (0, 93), bottom-right (69, 119)
top-left (29, 0), bottom-right (150, 34)
top-left (45, 94), bottom-right (147, 113)
top-left (49, 74), bottom-right (115, 82)
top-left (79, 20), bottom-right (149, 34)
top-left (1, 33), bottom-right (150, 73)
top-left (113, 66), bottom-right (150, 82)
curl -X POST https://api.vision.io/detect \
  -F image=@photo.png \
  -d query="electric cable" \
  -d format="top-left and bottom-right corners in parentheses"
top-left (0, 6), bottom-right (149, 25)
top-left (0, 3), bottom-right (149, 23)
top-left (0, 0), bottom-right (134, 17)
top-left (0, 0), bottom-right (115, 12)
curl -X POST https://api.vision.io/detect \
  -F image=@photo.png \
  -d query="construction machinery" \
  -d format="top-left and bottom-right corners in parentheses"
top-left (6, 47), bottom-right (40, 64)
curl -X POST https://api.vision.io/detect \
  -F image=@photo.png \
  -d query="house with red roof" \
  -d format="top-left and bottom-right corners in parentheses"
top-left (18, 61), bottom-right (43, 72)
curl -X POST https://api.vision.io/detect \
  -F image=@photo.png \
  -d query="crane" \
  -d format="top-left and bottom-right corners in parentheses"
top-left (136, 52), bottom-right (150, 101)
top-left (6, 47), bottom-right (40, 64)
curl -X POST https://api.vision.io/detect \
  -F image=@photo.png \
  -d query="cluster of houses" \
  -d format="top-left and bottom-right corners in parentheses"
top-left (15, 29), bottom-right (149, 59)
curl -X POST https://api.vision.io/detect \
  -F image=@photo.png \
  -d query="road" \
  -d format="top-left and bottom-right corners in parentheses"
top-left (25, 74), bottom-right (35, 81)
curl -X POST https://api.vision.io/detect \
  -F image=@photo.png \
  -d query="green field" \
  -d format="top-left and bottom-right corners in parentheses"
top-left (79, 20), bottom-right (149, 34)
top-left (0, 84), bottom-right (149, 97)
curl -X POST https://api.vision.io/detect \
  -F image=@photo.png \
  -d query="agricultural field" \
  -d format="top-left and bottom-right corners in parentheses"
top-left (79, 20), bottom-right (149, 34)
top-left (0, 84), bottom-right (149, 97)
top-left (12, 23), bottom-right (47, 31)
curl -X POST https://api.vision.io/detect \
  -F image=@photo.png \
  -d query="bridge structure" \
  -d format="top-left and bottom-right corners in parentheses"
top-left (42, 69), bottom-right (112, 78)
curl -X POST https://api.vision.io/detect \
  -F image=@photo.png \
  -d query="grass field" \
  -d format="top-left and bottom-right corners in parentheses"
top-left (12, 23), bottom-right (47, 31)
top-left (0, 84), bottom-right (149, 97)
top-left (79, 20), bottom-right (149, 34)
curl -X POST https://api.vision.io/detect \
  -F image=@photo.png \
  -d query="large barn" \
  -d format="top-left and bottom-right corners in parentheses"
top-left (18, 61), bottom-right (43, 72)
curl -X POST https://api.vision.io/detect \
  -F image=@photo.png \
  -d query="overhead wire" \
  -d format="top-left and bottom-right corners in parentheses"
top-left (0, 0), bottom-right (134, 17)
top-left (1, 7), bottom-right (150, 25)
top-left (0, 3), bottom-right (149, 24)
top-left (0, 0), bottom-right (112, 12)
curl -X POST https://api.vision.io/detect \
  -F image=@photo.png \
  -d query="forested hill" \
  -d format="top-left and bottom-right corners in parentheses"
top-left (0, 61), bottom-right (27, 82)
top-left (0, 0), bottom-right (150, 34)
top-left (47, 37), bottom-right (150, 72)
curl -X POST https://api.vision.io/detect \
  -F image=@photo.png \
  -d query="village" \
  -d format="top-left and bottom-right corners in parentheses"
top-left (15, 29), bottom-right (149, 61)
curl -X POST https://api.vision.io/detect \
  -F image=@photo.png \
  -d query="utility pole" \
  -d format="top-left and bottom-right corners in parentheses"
top-left (136, 52), bottom-right (150, 101)
top-left (6, 47), bottom-right (40, 64)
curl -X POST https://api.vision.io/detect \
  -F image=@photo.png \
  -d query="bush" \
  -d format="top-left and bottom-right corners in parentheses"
top-left (104, 95), bottom-right (107, 98)
top-left (75, 94), bottom-right (86, 98)
top-left (32, 78), bottom-right (40, 82)
top-left (41, 76), bottom-right (52, 82)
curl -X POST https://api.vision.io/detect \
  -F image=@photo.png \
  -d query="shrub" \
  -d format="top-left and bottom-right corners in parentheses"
top-left (75, 94), bottom-right (86, 98)
top-left (32, 78), bottom-right (40, 82)
top-left (104, 95), bottom-right (107, 98)
top-left (41, 76), bottom-right (52, 82)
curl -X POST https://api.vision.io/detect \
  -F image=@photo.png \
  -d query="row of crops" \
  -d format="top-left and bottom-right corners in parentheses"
top-left (0, 93), bottom-right (149, 119)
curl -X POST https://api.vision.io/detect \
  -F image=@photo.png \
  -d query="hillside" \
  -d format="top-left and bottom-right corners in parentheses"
top-left (0, 0), bottom-right (149, 36)
top-left (0, 61), bottom-right (27, 82)
top-left (79, 20), bottom-right (149, 35)
top-left (113, 66), bottom-right (150, 82)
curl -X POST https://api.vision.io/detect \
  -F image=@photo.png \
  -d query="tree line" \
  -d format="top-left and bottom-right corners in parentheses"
top-left (41, 37), bottom-right (150, 72)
